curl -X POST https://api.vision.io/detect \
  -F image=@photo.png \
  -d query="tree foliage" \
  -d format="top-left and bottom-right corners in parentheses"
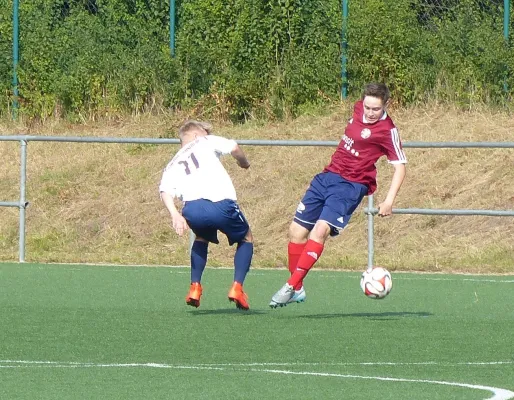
top-left (0, 0), bottom-right (512, 121)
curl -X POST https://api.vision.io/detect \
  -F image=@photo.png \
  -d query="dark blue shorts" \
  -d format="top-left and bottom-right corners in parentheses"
top-left (182, 199), bottom-right (250, 245)
top-left (294, 172), bottom-right (368, 236)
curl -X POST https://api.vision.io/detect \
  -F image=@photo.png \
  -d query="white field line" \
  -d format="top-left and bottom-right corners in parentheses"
top-left (0, 360), bottom-right (513, 400)
top-left (197, 361), bottom-right (514, 367)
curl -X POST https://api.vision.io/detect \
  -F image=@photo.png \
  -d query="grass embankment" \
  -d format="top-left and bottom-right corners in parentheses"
top-left (0, 104), bottom-right (513, 273)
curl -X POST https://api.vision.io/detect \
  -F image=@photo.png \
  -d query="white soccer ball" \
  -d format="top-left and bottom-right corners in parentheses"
top-left (360, 266), bottom-right (393, 299)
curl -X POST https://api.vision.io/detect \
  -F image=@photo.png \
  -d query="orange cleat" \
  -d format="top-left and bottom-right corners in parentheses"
top-left (185, 282), bottom-right (202, 308)
top-left (228, 281), bottom-right (250, 310)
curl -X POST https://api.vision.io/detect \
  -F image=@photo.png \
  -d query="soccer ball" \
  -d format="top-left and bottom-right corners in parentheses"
top-left (360, 267), bottom-right (393, 299)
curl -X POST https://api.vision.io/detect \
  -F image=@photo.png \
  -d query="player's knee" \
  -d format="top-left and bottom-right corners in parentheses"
top-left (289, 221), bottom-right (309, 243)
top-left (242, 229), bottom-right (253, 243)
top-left (309, 221), bottom-right (330, 243)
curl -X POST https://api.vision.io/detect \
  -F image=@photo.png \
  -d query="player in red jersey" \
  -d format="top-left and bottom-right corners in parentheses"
top-left (269, 83), bottom-right (407, 307)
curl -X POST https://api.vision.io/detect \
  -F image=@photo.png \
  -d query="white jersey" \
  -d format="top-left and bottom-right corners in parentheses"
top-left (159, 135), bottom-right (238, 202)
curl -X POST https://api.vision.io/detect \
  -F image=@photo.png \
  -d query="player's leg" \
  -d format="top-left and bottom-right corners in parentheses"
top-left (285, 222), bottom-right (309, 303)
top-left (216, 200), bottom-right (253, 310)
top-left (287, 221), bottom-right (309, 296)
top-left (185, 237), bottom-right (208, 308)
top-left (298, 175), bottom-right (368, 283)
top-left (270, 173), bottom-right (367, 307)
top-left (233, 229), bottom-right (253, 286)
top-left (285, 175), bottom-right (368, 305)
top-left (182, 200), bottom-right (220, 308)
top-left (270, 174), bottom-right (325, 307)
top-left (288, 222), bottom-right (309, 287)
top-left (287, 220), bottom-right (330, 290)
top-left (228, 229), bottom-right (253, 310)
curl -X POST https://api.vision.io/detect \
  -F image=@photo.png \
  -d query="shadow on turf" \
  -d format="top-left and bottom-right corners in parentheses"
top-left (189, 308), bottom-right (268, 315)
top-left (298, 311), bottom-right (433, 320)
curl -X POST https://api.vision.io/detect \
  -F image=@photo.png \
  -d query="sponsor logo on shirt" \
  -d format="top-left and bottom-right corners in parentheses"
top-left (342, 134), bottom-right (360, 157)
top-left (342, 134), bottom-right (354, 149)
top-left (360, 128), bottom-right (371, 139)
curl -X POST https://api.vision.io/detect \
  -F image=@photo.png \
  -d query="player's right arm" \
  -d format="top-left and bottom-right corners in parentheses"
top-left (160, 191), bottom-right (188, 236)
top-left (159, 163), bottom-right (189, 236)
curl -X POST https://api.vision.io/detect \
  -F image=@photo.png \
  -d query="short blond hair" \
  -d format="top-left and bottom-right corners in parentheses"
top-left (178, 120), bottom-right (213, 138)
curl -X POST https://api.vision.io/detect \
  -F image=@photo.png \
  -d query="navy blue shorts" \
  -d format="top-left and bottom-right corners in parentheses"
top-left (294, 172), bottom-right (368, 236)
top-left (182, 199), bottom-right (250, 245)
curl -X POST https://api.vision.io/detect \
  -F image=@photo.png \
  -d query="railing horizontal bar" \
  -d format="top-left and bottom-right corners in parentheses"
top-left (0, 135), bottom-right (181, 144)
top-left (0, 201), bottom-right (25, 207)
top-left (364, 208), bottom-right (514, 216)
top-left (0, 136), bottom-right (513, 148)
top-left (402, 142), bottom-right (514, 148)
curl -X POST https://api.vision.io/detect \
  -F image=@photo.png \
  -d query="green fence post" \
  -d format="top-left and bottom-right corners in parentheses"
top-left (504, 0), bottom-right (510, 93)
top-left (504, 0), bottom-right (510, 41)
top-left (12, 0), bottom-right (19, 119)
top-left (341, 0), bottom-right (348, 99)
top-left (170, 0), bottom-right (176, 57)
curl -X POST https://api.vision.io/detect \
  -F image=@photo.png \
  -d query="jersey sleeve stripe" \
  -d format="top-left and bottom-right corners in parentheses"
top-left (390, 128), bottom-right (407, 162)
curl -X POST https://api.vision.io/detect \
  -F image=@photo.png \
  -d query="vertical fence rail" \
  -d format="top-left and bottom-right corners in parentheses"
top-left (19, 140), bottom-right (28, 262)
top-left (504, 0), bottom-right (510, 41)
top-left (169, 0), bottom-right (176, 57)
top-left (341, 0), bottom-right (349, 99)
top-left (0, 136), bottom-right (513, 264)
top-left (11, 0), bottom-right (19, 119)
top-left (366, 195), bottom-right (374, 271)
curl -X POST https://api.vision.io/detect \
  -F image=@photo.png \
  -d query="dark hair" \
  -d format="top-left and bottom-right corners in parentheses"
top-left (178, 120), bottom-right (213, 138)
top-left (362, 83), bottom-right (390, 104)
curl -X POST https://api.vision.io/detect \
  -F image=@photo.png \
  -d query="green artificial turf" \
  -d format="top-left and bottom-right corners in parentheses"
top-left (1, 263), bottom-right (513, 399)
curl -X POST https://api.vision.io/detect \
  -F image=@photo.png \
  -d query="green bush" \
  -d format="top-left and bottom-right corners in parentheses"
top-left (0, 0), bottom-right (512, 121)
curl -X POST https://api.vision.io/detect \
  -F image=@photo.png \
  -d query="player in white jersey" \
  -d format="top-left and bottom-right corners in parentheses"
top-left (159, 120), bottom-right (253, 310)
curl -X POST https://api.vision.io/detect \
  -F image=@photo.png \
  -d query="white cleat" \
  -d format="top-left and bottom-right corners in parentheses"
top-left (269, 283), bottom-right (295, 308)
top-left (287, 287), bottom-right (306, 304)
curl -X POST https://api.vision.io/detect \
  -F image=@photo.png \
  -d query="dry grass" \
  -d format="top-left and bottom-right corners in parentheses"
top-left (0, 104), bottom-right (513, 273)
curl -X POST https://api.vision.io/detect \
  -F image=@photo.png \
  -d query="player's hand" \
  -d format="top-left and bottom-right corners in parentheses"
top-left (172, 215), bottom-right (189, 236)
top-left (377, 202), bottom-right (393, 217)
top-left (238, 160), bottom-right (250, 169)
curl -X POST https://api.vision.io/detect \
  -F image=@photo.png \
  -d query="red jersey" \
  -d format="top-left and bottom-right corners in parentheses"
top-left (324, 100), bottom-right (407, 194)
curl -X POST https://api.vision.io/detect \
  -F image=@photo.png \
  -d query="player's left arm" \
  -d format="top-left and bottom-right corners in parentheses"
top-left (231, 144), bottom-right (250, 169)
top-left (378, 162), bottom-right (406, 217)
top-left (377, 125), bottom-right (407, 217)
top-left (209, 135), bottom-right (250, 169)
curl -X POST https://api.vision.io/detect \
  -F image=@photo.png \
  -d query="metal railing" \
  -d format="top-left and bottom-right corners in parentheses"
top-left (1, 135), bottom-right (513, 264)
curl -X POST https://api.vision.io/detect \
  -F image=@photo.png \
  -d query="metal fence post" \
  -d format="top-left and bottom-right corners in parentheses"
top-left (170, 0), bottom-right (176, 57)
top-left (367, 194), bottom-right (374, 270)
top-left (504, 0), bottom-right (510, 93)
top-left (12, 0), bottom-right (20, 119)
top-left (19, 140), bottom-right (28, 262)
top-left (341, 0), bottom-right (349, 99)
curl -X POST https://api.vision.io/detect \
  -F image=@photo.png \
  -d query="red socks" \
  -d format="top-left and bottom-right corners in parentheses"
top-left (288, 242), bottom-right (306, 290)
top-left (287, 240), bottom-right (324, 289)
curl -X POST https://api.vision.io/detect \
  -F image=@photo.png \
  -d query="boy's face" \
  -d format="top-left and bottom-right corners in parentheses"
top-left (363, 95), bottom-right (386, 124)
